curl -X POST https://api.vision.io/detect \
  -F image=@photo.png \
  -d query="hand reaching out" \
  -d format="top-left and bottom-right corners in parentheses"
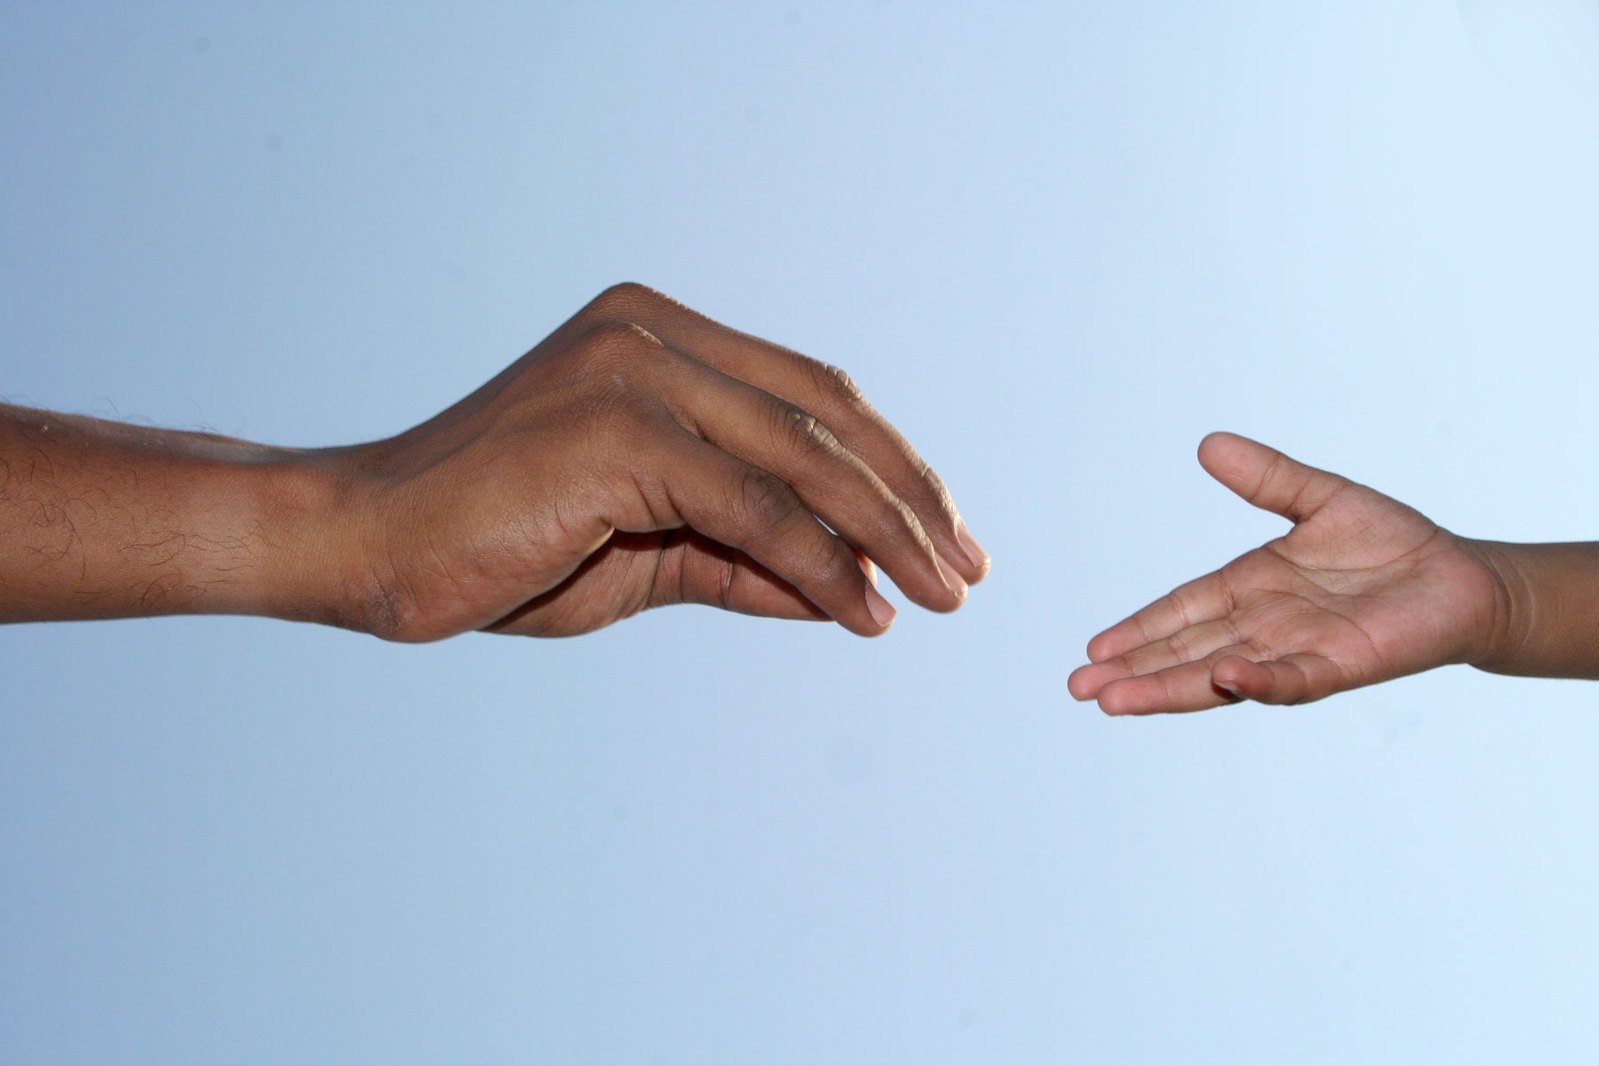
top-left (1068, 433), bottom-right (1509, 714)
top-left (340, 283), bottom-right (990, 640)
top-left (0, 283), bottom-right (990, 639)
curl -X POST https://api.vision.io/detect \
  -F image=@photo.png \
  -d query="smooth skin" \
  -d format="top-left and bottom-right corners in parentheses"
top-left (0, 283), bottom-right (989, 640)
top-left (1070, 432), bottom-right (1599, 714)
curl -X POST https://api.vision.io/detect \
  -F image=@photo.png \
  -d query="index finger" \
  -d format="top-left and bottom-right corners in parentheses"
top-left (571, 283), bottom-right (991, 584)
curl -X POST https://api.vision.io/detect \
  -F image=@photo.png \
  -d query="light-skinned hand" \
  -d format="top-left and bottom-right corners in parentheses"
top-left (1068, 433), bottom-right (1508, 713)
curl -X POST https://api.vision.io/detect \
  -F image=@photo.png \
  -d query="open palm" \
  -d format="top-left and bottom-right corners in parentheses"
top-left (1069, 433), bottom-right (1504, 714)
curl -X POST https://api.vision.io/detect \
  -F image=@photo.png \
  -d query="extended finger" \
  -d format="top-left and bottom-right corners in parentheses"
top-left (573, 283), bottom-right (990, 585)
top-left (1070, 617), bottom-right (1246, 700)
top-left (632, 432), bottom-right (895, 636)
top-left (1198, 432), bottom-right (1348, 523)
top-left (1093, 660), bottom-right (1241, 716)
top-left (1084, 571), bottom-right (1231, 663)
top-left (656, 351), bottom-right (964, 613)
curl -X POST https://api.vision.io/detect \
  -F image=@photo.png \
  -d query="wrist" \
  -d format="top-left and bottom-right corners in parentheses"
top-left (207, 446), bottom-right (366, 628)
top-left (1460, 538), bottom-right (1533, 675)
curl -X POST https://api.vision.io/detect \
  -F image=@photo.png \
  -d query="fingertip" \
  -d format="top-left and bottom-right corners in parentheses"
top-left (1212, 655), bottom-right (1269, 701)
top-left (1066, 664), bottom-right (1098, 701)
top-left (1210, 653), bottom-right (1248, 685)
top-left (1197, 430), bottom-right (1239, 469)
top-left (1195, 430), bottom-right (1259, 480)
top-left (932, 552), bottom-right (969, 610)
top-left (1198, 433), bottom-right (1326, 520)
top-left (1197, 430), bottom-right (1241, 460)
top-left (842, 613), bottom-right (892, 638)
top-left (954, 522), bottom-right (991, 583)
top-left (885, 549), bottom-right (965, 616)
top-left (1084, 630), bottom-right (1120, 663)
top-left (863, 582), bottom-right (897, 631)
top-left (830, 580), bottom-right (896, 638)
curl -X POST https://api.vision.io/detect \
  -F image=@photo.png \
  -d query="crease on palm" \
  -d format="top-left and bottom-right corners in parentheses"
top-left (1202, 493), bottom-right (1453, 684)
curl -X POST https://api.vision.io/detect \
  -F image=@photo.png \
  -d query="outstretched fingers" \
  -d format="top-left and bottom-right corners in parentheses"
top-left (1084, 571), bottom-right (1232, 663)
top-left (656, 351), bottom-right (964, 614)
top-left (573, 283), bottom-right (990, 586)
top-left (1087, 650), bottom-right (1351, 715)
top-left (1090, 660), bottom-right (1241, 715)
top-left (1069, 615), bottom-right (1246, 701)
top-left (1070, 434), bottom-right (1370, 714)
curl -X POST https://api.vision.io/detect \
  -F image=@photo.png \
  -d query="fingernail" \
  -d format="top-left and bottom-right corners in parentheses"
top-left (864, 583), bottom-right (897, 628)
top-left (855, 552), bottom-right (879, 587)
top-left (955, 521), bottom-right (990, 574)
top-left (934, 551), bottom-right (968, 600)
top-left (1216, 680), bottom-right (1243, 701)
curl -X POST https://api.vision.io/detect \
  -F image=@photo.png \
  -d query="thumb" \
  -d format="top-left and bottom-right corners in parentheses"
top-left (666, 535), bottom-right (832, 622)
top-left (1196, 433), bottom-right (1347, 523)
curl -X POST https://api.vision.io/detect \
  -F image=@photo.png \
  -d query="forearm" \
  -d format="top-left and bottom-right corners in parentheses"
top-left (1470, 540), bottom-right (1599, 679)
top-left (0, 403), bottom-right (349, 625)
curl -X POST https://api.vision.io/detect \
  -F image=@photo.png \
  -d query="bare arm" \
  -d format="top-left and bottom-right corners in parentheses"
top-left (0, 406), bottom-right (345, 625)
top-left (1472, 541), bottom-right (1599, 681)
top-left (1, 284), bottom-right (989, 639)
top-left (1069, 433), bottom-right (1599, 715)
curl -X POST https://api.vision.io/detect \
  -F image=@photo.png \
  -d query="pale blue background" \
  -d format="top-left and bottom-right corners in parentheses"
top-left (4, 2), bottom-right (1599, 1063)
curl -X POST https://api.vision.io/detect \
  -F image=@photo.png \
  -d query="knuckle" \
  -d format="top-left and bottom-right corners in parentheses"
top-left (804, 358), bottom-right (867, 409)
top-left (579, 317), bottom-right (661, 360)
top-left (811, 542), bottom-right (857, 587)
top-left (571, 320), bottom-right (667, 398)
top-left (774, 404), bottom-right (840, 456)
top-left (586, 281), bottom-right (666, 320)
top-left (733, 469), bottom-right (800, 529)
top-left (875, 494), bottom-right (922, 543)
top-left (915, 460), bottom-right (958, 515)
top-left (1168, 589), bottom-right (1197, 628)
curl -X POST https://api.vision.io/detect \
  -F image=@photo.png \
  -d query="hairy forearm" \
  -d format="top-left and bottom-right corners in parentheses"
top-left (0, 403), bottom-right (348, 625)
top-left (1470, 540), bottom-right (1599, 680)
